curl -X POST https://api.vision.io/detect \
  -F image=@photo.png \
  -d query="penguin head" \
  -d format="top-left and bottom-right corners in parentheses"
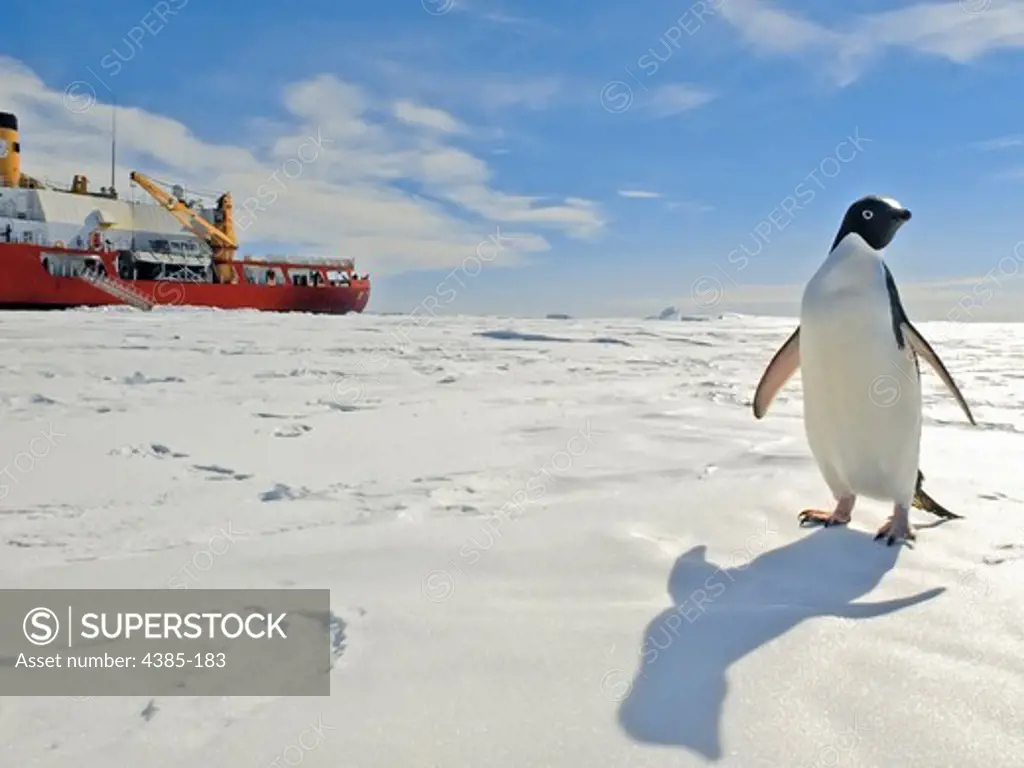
top-left (830, 195), bottom-right (912, 252)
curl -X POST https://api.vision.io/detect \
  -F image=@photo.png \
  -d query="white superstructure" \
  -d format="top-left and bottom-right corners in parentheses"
top-left (0, 185), bottom-right (211, 259)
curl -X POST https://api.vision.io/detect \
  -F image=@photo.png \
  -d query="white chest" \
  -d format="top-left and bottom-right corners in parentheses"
top-left (802, 239), bottom-right (893, 357)
top-left (796, 235), bottom-right (922, 500)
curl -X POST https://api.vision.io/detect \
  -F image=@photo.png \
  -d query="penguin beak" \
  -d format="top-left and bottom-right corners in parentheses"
top-left (894, 208), bottom-right (912, 222)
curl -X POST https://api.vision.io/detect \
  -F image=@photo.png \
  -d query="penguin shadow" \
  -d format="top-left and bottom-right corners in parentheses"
top-left (616, 526), bottom-right (944, 761)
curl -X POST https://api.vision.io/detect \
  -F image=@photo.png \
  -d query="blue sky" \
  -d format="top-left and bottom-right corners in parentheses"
top-left (5, 0), bottom-right (1024, 318)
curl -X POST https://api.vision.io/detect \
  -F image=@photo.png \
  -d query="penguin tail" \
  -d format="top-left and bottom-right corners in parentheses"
top-left (913, 470), bottom-right (964, 520)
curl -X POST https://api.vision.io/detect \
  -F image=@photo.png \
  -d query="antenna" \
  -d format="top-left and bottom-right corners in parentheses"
top-left (110, 96), bottom-right (117, 198)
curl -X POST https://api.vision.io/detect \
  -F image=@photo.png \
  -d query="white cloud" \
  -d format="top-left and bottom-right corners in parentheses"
top-left (718, 1), bottom-right (1024, 85)
top-left (618, 189), bottom-right (662, 199)
top-left (0, 57), bottom-right (602, 275)
top-left (718, 0), bottom-right (838, 55)
top-left (391, 100), bottom-right (466, 134)
top-left (975, 134), bottom-right (1024, 151)
top-left (450, 0), bottom-right (557, 33)
top-left (667, 200), bottom-right (715, 213)
top-left (860, 3), bottom-right (1024, 62)
top-left (372, 60), bottom-right (564, 114)
top-left (477, 77), bottom-right (563, 111)
top-left (645, 84), bottom-right (716, 117)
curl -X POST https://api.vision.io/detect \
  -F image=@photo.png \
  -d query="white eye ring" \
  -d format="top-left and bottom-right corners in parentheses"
top-left (862, 210), bottom-right (874, 220)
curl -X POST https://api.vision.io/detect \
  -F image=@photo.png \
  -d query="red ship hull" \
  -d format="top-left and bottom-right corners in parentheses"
top-left (0, 243), bottom-right (370, 314)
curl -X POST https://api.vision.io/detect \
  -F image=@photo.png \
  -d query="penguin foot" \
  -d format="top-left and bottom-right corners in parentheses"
top-left (798, 509), bottom-right (850, 527)
top-left (798, 495), bottom-right (855, 528)
top-left (874, 505), bottom-right (915, 547)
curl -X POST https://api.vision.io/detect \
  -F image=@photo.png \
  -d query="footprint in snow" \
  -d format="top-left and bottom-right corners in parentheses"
top-left (983, 543), bottom-right (1024, 566)
top-left (109, 443), bottom-right (189, 459)
top-left (323, 402), bottom-right (362, 413)
top-left (120, 372), bottom-right (185, 385)
top-left (259, 483), bottom-right (312, 502)
top-left (192, 464), bottom-right (253, 481)
top-left (273, 424), bottom-right (312, 438)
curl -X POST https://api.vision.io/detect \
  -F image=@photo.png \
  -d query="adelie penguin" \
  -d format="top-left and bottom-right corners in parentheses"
top-left (751, 195), bottom-right (976, 546)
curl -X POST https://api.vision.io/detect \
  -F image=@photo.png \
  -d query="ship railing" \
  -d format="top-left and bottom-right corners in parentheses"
top-left (239, 255), bottom-right (355, 270)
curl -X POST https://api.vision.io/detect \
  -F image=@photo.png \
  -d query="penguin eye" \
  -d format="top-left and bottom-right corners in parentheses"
top-left (862, 210), bottom-right (874, 220)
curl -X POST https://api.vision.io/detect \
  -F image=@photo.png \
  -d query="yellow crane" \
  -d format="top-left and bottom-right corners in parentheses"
top-left (129, 171), bottom-right (237, 283)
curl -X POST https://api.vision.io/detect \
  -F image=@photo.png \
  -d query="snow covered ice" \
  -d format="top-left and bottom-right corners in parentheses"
top-left (0, 307), bottom-right (1022, 767)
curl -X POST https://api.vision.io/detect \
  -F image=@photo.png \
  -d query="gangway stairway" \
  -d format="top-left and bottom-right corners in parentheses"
top-left (76, 271), bottom-right (155, 311)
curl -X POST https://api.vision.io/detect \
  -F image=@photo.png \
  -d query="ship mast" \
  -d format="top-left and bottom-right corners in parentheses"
top-left (109, 97), bottom-right (117, 198)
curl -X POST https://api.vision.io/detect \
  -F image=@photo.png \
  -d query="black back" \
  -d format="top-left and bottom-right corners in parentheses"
top-left (883, 262), bottom-right (915, 356)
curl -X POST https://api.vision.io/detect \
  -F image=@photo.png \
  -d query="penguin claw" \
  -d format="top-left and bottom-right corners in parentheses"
top-left (874, 520), bottom-right (916, 548)
top-left (798, 509), bottom-right (850, 528)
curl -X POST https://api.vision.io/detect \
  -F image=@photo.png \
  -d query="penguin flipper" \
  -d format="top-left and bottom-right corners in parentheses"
top-left (902, 323), bottom-right (976, 426)
top-left (752, 326), bottom-right (800, 419)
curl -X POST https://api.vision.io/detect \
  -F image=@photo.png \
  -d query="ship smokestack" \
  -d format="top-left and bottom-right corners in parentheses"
top-left (0, 112), bottom-right (21, 188)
